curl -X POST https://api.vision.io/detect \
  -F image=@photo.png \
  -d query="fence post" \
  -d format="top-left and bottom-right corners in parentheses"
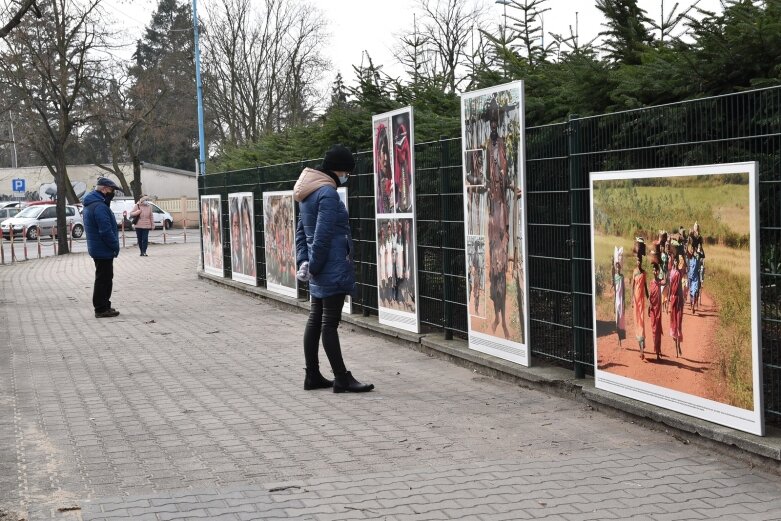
top-left (10, 228), bottom-right (16, 262)
top-left (0, 234), bottom-right (4, 264)
top-left (439, 136), bottom-right (453, 340)
top-left (22, 226), bottom-right (28, 261)
top-left (358, 155), bottom-right (371, 317)
top-left (568, 114), bottom-right (586, 379)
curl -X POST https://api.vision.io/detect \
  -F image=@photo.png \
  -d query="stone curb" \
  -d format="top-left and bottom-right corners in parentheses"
top-left (198, 270), bottom-right (781, 469)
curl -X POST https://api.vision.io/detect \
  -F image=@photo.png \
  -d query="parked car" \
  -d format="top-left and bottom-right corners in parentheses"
top-left (0, 207), bottom-right (21, 220)
top-left (0, 201), bottom-right (23, 209)
top-left (0, 204), bottom-right (84, 240)
top-left (109, 198), bottom-right (174, 230)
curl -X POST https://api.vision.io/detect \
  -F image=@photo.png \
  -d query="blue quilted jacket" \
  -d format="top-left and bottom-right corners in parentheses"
top-left (294, 168), bottom-right (355, 298)
top-left (82, 190), bottom-right (120, 260)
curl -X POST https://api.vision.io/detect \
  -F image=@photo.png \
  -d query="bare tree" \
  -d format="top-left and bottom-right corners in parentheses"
top-left (395, 0), bottom-right (482, 93)
top-left (92, 71), bottom-right (166, 200)
top-left (0, 0), bottom-right (41, 38)
top-left (201, 0), bottom-right (328, 150)
top-left (0, 0), bottom-right (111, 253)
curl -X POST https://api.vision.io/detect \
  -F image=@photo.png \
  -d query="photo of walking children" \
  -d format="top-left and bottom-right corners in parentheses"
top-left (376, 218), bottom-right (416, 313)
top-left (263, 192), bottom-right (296, 295)
top-left (462, 85), bottom-right (526, 348)
top-left (201, 195), bottom-right (223, 276)
top-left (592, 170), bottom-right (757, 412)
top-left (229, 192), bottom-right (256, 285)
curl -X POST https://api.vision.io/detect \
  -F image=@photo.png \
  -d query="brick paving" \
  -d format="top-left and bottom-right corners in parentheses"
top-left (1, 242), bottom-right (780, 520)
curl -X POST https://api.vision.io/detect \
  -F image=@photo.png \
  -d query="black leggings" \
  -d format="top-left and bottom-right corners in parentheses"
top-left (304, 294), bottom-right (347, 376)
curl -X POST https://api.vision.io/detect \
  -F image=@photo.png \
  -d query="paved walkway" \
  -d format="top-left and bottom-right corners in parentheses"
top-left (1, 242), bottom-right (780, 521)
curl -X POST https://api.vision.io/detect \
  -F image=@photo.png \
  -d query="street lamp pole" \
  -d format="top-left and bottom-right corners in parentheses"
top-left (192, 0), bottom-right (206, 176)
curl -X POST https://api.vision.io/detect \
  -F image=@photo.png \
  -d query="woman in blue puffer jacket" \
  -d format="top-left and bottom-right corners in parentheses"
top-left (294, 145), bottom-right (374, 393)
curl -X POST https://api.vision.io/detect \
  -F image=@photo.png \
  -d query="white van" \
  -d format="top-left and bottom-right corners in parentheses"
top-left (109, 198), bottom-right (174, 230)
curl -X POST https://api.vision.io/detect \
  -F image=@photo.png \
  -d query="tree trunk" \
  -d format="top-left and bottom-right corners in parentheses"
top-left (54, 147), bottom-right (70, 254)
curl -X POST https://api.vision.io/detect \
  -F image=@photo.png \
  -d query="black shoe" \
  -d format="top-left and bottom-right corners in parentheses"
top-left (95, 308), bottom-right (120, 318)
top-left (333, 371), bottom-right (374, 393)
top-left (304, 369), bottom-right (333, 390)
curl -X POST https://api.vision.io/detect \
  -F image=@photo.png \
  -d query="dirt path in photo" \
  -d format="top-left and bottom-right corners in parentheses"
top-left (597, 289), bottom-right (723, 404)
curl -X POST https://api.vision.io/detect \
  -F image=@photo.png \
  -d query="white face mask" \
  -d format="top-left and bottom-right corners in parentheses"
top-left (338, 175), bottom-right (349, 185)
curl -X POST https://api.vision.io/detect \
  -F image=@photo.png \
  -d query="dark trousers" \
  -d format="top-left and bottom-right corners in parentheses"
top-left (93, 258), bottom-right (114, 312)
top-left (304, 294), bottom-right (347, 376)
top-left (136, 228), bottom-right (150, 254)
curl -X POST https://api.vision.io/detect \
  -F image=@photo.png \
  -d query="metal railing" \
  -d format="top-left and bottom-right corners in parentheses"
top-left (201, 86), bottom-right (781, 426)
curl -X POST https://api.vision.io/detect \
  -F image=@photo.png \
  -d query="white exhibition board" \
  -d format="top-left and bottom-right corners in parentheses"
top-left (200, 195), bottom-right (223, 277)
top-left (460, 81), bottom-right (530, 367)
top-left (263, 191), bottom-right (297, 298)
top-left (371, 107), bottom-right (420, 333)
top-left (338, 187), bottom-right (352, 314)
top-left (590, 162), bottom-right (763, 435)
top-left (228, 192), bottom-right (257, 286)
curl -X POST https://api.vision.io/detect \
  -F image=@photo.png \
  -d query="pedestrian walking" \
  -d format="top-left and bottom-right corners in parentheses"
top-left (129, 195), bottom-right (154, 256)
top-left (83, 178), bottom-right (121, 318)
top-left (294, 144), bottom-right (374, 393)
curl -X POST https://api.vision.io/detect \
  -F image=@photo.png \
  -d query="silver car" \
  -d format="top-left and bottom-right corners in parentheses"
top-left (0, 204), bottom-right (84, 240)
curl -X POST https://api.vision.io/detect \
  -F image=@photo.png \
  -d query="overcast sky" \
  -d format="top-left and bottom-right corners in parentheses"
top-left (107, 0), bottom-right (724, 92)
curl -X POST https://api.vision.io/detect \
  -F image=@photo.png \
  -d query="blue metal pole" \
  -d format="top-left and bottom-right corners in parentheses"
top-left (192, 0), bottom-right (206, 176)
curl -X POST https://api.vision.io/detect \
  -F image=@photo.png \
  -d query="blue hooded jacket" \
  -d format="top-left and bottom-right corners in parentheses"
top-left (294, 168), bottom-right (354, 298)
top-left (82, 190), bottom-right (120, 259)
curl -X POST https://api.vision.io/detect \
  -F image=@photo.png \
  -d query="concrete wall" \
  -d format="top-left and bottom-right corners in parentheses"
top-left (0, 163), bottom-right (197, 200)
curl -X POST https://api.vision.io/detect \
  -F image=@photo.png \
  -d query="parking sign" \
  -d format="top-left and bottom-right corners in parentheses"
top-left (12, 179), bottom-right (25, 192)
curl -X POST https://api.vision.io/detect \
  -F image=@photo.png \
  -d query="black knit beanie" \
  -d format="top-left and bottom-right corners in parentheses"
top-left (321, 144), bottom-right (355, 172)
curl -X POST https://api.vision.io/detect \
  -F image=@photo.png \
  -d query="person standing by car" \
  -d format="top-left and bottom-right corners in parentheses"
top-left (83, 178), bottom-right (121, 318)
top-left (294, 144), bottom-right (374, 393)
top-left (129, 195), bottom-right (154, 256)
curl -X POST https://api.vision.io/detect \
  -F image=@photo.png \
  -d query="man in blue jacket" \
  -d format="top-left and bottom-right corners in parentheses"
top-left (83, 178), bottom-right (121, 318)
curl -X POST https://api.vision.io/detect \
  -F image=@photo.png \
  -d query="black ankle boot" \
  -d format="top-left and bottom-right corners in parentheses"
top-left (304, 369), bottom-right (333, 390)
top-left (333, 371), bottom-right (374, 393)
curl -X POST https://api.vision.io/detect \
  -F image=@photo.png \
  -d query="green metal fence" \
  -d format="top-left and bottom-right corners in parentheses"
top-left (200, 86), bottom-right (781, 426)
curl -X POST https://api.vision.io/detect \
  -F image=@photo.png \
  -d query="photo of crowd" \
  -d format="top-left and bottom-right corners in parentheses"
top-left (263, 191), bottom-right (297, 296)
top-left (376, 218), bottom-right (416, 313)
top-left (228, 192), bottom-right (257, 285)
top-left (462, 85), bottom-right (527, 350)
top-left (200, 195), bottom-right (223, 277)
top-left (592, 168), bottom-right (759, 417)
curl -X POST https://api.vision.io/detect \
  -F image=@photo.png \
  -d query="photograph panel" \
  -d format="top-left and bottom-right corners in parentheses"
top-left (229, 192), bottom-right (256, 285)
top-left (263, 191), bottom-right (297, 297)
top-left (461, 82), bottom-right (527, 362)
top-left (590, 163), bottom-right (763, 435)
top-left (373, 116), bottom-right (395, 215)
top-left (201, 195), bottom-right (223, 277)
top-left (392, 110), bottom-right (413, 213)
